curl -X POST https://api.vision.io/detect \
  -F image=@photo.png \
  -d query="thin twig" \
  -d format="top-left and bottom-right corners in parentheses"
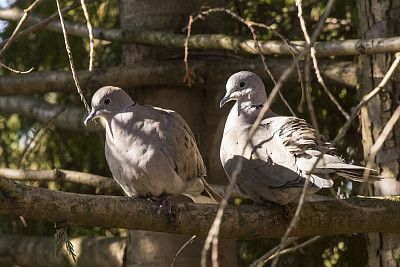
top-left (0, 62), bottom-right (33, 73)
top-left (250, 237), bottom-right (299, 267)
top-left (0, 0), bottom-right (44, 60)
top-left (80, 0), bottom-right (94, 71)
top-left (364, 102), bottom-right (400, 178)
top-left (0, 0), bottom-right (99, 49)
top-left (170, 235), bottom-right (197, 267)
top-left (270, 175), bottom-right (312, 267)
top-left (296, 0), bottom-right (349, 120)
top-left (265, 236), bottom-right (321, 263)
top-left (331, 52), bottom-right (400, 147)
top-left (19, 105), bottom-right (69, 168)
top-left (55, 0), bottom-right (91, 113)
top-left (183, 15), bottom-right (196, 87)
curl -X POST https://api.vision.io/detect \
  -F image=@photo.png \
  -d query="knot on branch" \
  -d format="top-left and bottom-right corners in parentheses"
top-left (53, 169), bottom-right (66, 182)
top-left (0, 177), bottom-right (19, 199)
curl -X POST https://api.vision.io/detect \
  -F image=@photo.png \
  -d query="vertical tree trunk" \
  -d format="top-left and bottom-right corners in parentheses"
top-left (118, 1), bottom-right (237, 266)
top-left (357, 0), bottom-right (400, 266)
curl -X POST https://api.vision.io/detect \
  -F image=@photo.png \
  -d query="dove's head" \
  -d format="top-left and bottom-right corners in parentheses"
top-left (220, 71), bottom-right (266, 108)
top-left (84, 86), bottom-right (135, 125)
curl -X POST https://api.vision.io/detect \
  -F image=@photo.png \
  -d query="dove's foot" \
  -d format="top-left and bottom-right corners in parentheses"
top-left (156, 197), bottom-right (172, 215)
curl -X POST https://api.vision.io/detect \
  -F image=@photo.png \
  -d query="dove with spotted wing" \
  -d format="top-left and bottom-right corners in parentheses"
top-left (220, 71), bottom-right (381, 205)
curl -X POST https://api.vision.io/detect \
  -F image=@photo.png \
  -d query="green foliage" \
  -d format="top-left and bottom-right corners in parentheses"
top-left (54, 224), bottom-right (76, 263)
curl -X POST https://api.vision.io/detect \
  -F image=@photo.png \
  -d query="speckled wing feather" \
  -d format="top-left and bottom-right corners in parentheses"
top-left (152, 106), bottom-right (206, 182)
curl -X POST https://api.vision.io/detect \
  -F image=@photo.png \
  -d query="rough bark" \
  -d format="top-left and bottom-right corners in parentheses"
top-left (0, 59), bottom-right (357, 96)
top-left (0, 235), bottom-right (125, 267)
top-left (1, 177), bottom-right (400, 239)
top-left (1, 8), bottom-right (400, 57)
top-left (357, 0), bottom-right (400, 266)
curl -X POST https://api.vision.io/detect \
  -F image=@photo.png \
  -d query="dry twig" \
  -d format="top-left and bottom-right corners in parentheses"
top-left (183, 15), bottom-right (196, 87)
top-left (170, 235), bottom-right (197, 267)
top-left (0, 0), bottom-right (44, 59)
top-left (296, 0), bottom-right (349, 120)
top-left (250, 237), bottom-right (299, 267)
top-left (80, 0), bottom-right (94, 71)
top-left (0, 0), bottom-right (99, 49)
top-left (55, 0), bottom-right (91, 113)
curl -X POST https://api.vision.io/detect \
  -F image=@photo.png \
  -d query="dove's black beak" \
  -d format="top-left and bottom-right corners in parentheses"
top-left (220, 94), bottom-right (231, 108)
top-left (84, 109), bottom-right (97, 126)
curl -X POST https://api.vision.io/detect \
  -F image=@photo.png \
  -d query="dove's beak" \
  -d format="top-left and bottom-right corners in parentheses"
top-left (84, 109), bottom-right (97, 126)
top-left (220, 94), bottom-right (231, 108)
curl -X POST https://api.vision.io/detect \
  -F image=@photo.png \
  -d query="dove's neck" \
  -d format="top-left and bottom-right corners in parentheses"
top-left (223, 99), bottom-right (275, 134)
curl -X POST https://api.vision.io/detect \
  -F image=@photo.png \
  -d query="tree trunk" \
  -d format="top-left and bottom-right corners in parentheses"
top-left (118, 1), bottom-right (237, 266)
top-left (357, 0), bottom-right (400, 266)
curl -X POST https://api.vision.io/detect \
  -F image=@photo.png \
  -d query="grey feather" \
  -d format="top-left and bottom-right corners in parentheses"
top-left (85, 86), bottom-right (221, 205)
top-left (220, 71), bottom-right (381, 205)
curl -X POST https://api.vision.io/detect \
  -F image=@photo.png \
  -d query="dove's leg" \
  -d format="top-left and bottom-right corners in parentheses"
top-left (156, 198), bottom-right (172, 215)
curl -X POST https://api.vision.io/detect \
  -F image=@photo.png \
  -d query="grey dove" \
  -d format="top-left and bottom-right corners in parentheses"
top-left (84, 86), bottom-right (222, 213)
top-left (220, 71), bottom-right (381, 205)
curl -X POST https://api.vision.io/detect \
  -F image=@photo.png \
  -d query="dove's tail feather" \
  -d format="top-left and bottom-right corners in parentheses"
top-left (201, 177), bottom-right (223, 204)
top-left (321, 163), bottom-right (381, 182)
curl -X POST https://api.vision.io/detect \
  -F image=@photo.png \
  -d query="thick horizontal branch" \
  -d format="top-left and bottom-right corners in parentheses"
top-left (1, 177), bottom-right (400, 239)
top-left (1, 8), bottom-right (399, 57)
top-left (0, 234), bottom-right (125, 267)
top-left (0, 58), bottom-right (357, 96)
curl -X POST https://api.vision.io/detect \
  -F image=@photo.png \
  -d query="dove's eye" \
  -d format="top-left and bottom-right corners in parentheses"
top-left (104, 99), bottom-right (111, 105)
top-left (239, 82), bottom-right (246, 87)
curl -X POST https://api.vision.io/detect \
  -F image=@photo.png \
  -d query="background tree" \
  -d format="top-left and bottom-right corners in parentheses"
top-left (0, 0), bottom-right (399, 266)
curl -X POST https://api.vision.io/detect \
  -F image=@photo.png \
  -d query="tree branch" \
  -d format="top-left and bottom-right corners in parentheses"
top-left (0, 168), bottom-right (241, 198)
top-left (0, 8), bottom-right (399, 57)
top-left (1, 177), bottom-right (400, 239)
top-left (0, 95), bottom-right (98, 132)
top-left (0, 59), bottom-right (357, 96)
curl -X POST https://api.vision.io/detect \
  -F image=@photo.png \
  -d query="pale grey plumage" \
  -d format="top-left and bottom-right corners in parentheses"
top-left (85, 86), bottom-right (222, 209)
top-left (220, 71), bottom-right (381, 205)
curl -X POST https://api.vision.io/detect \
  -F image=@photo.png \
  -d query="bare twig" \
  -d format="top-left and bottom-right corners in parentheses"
top-left (0, 0), bottom-right (44, 59)
top-left (0, 62), bottom-right (33, 73)
top-left (364, 101), bottom-right (400, 178)
top-left (19, 105), bottom-right (69, 168)
top-left (55, 0), bottom-right (91, 114)
top-left (183, 15), bottom-right (196, 87)
top-left (331, 52), bottom-right (400, 147)
top-left (0, 0), bottom-right (99, 49)
top-left (265, 236), bottom-right (321, 263)
top-left (170, 235), bottom-right (197, 267)
top-left (80, 0), bottom-right (94, 71)
top-left (296, 0), bottom-right (349, 120)
top-left (250, 237), bottom-right (299, 267)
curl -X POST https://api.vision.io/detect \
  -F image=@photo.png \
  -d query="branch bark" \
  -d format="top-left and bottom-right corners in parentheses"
top-left (0, 95), bottom-right (98, 132)
top-left (0, 8), bottom-right (399, 57)
top-left (0, 234), bottom-right (125, 267)
top-left (0, 58), bottom-right (357, 96)
top-left (1, 177), bottom-right (400, 239)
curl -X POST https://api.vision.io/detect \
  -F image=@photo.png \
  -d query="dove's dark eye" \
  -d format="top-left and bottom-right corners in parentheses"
top-left (104, 98), bottom-right (111, 105)
top-left (239, 81), bottom-right (246, 87)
